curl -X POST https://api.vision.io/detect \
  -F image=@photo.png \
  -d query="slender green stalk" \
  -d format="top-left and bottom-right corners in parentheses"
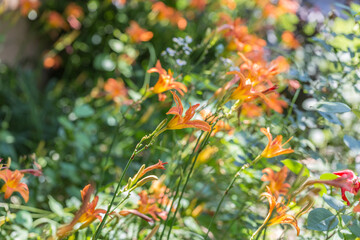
top-left (204, 155), bottom-right (262, 239)
top-left (159, 131), bottom-right (205, 239)
top-left (166, 130), bottom-right (213, 239)
top-left (93, 121), bottom-right (166, 239)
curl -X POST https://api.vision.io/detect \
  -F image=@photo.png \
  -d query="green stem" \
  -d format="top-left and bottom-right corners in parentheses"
top-left (93, 122), bottom-right (165, 239)
top-left (204, 155), bottom-right (262, 239)
top-left (159, 131), bottom-right (205, 239)
top-left (166, 131), bottom-right (213, 239)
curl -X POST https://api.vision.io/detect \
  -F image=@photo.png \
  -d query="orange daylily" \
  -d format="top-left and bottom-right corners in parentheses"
top-left (148, 60), bottom-right (187, 101)
top-left (200, 110), bottom-right (234, 135)
top-left (227, 71), bottom-right (278, 102)
top-left (264, 93), bottom-right (288, 114)
top-left (261, 167), bottom-right (291, 197)
top-left (136, 176), bottom-right (172, 221)
top-left (152, 2), bottom-right (187, 30)
top-left (56, 184), bottom-right (106, 239)
top-left (260, 128), bottom-right (294, 158)
top-left (104, 78), bottom-right (132, 105)
top-left (166, 91), bottom-right (211, 132)
top-left (240, 102), bottom-right (263, 118)
top-left (190, 0), bottom-right (207, 11)
top-left (47, 11), bottom-right (69, 30)
top-left (260, 187), bottom-right (300, 236)
top-left (0, 169), bottom-right (29, 202)
top-left (282, 31), bottom-right (300, 49)
top-left (20, 0), bottom-right (40, 16)
top-left (126, 21), bottom-right (154, 43)
top-left (256, 0), bottom-right (299, 19)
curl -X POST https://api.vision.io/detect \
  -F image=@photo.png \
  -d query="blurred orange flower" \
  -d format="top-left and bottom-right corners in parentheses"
top-left (47, 11), bottom-right (68, 30)
top-left (65, 3), bottom-right (83, 19)
top-left (200, 110), bottom-right (234, 135)
top-left (0, 169), bottom-right (29, 202)
top-left (190, 0), bottom-right (207, 11)
top-left (241, 102), bottom-right (263, 118)
top-left (264, 93), bottom-right (288, 114)
top-left (152, 2), bottom-right (187, 30)
top-left (56, 184), bottom-right (106, 238)
top-left (126, 21), bottom-right (153, 43)
top-left (104, 78), bottom-right (132, 105)
top-left (260, 187), bottom-right (300, 235)
top-left (136, 177), bottom-right (171, 221)
top-left (77, 184), bottom-right (107, 229)
top-left (166, 91), bottom-right (211, 132)
top-left (257, 0), bottom-right (299, 19)
top-left (43, 54), bottom-right (62, 69)
top-left (261, 167), bottom-right (291, 197)
top-left (260, 128), bottom-right (294, 158)
top-left (20, 0), bottom-right (40, 16)
top-left (148, 60), bottom-right (187, 101)
top-left (282, 31), bottom-right (300, 49)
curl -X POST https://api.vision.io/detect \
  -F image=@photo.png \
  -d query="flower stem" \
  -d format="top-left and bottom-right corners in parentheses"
top-left (166, 130), bottom-right (213, 239)
top-left (204, 155), bottom-right (262, 239)
top-left (93, 121), bottom-right (165, 239)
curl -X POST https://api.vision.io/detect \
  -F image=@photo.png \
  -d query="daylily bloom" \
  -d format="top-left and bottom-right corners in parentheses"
top-left (240, 102), bottom-right (263, 118)
top-left (200, 110), bottom-right (234, 135)
top-left (226, 71), bottom-right (277, 102)
top-left (166, 91), bottom-right (211, 132)
top-left (152, 2), bottom-right (187, 30)
top-left (0, 169), bottom-right (29, 202)
top-left (104, 78), bottom-right (132, 105)
top-left (282, 31), bottom-right (300, 49)
top-left (148, 60), bottom-right (187, 101)
top-left (56, 184), bottom-right (106, 239)
top-left (136, 177), bottom-right (172, 221)
top-left (77, 184), bottom-right (107, 228)
top-left (260, 128), bottom-right (294, 158)
top-left (47, 11), bottom-right (69, 30)
top-left (264, 93), bottom-right (288, 114)
top-left (20, 0), bottom-right (40, 16)
top-left (260, 187), bottom-right (300, 236)
top-left (261, 167), bottom-right (291, 197)
top-left (126, 21), bottom-right (153, 43)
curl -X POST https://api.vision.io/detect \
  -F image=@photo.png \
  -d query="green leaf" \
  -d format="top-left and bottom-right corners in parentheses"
top-left (314, 183), bottom-right (327, 196)
top-left (323, 194), bottom-right (346, 211)
top-left (15, 211), bottom-right (33, 229)
top-left (314, 101), bottom-right (351, 113)
top-left (344, 135), bottom-right (360, 154)
top-left (48, 196), bottom-right (64, 217)
top-left (318, 112), bottom-right (343, 126)
top-left (306, 208), bottom-right (338, 231)
top-left (320, 173), bottom-right (339, 180)
top-left (74, 104), bottom-right (95, 118)
top-left (353, 109), bottom-right (360, 119)
top-left (342, 215), bottom-right (360, 237)
top-left (281, 159), bottom-right (309, 176)
top-left (108, 39), bottom-right (124, 53)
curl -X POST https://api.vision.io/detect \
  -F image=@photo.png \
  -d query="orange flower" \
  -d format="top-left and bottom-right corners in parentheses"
top-left (20, 0), bottom-right (40, 16)
top-left (190, 0), bottom-right (207, 11)
top-left (47, 11), bottom-right (68, 30)
top-left (43, 54), bottom-right (62, 69)
top-left (126, 21), bottom-right (153, 43)
top-left (282, 31), bottom-right (300, 49)
top-left (56, 184), bottom-right (106, 238)
top-left (260, 128), bottom-right (294, 158)
top-left (65, 3), bottom-right (83, 19)
top-left (148, 60), bottom-right (187, 101)
top-left (264, 93), bottom-right (288, 114)
top-left (256, 0), bottom-right (299, 19)
top-left (260, 187), bottom-right (300, 235)
top-left (136, 177), bottom-right (172, 221)
top-left (104, 78), bottom-right (132, 105)
top-left (200, 110), bottom-right (234, 135)
top-left (261, 167), bottom-right (291, 197)
top-left (227, 71), bottom-right (278, 102)
top-left (166, 91), bottom-right (211, 132)
top-left (0, 169), bottom-right (29, 202)
top-left (77, 184), bottom-right (107, 228)
top-left (241, 102), bottom-right (263, 118)
top-left (152, 2), bottom-right (187, 30)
